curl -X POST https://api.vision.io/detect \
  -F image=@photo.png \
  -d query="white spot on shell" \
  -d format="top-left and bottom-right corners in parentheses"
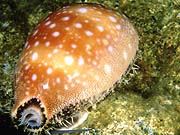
top-left (74, 23), bottom-right (82, 28)
top-left (77, 7), bottom-right (87, 13)
top-left (43, 36), bottom-right (47, 40)
top-left (82, 81), bottom-right (87, 86)
top-left (78, 57), bottom-right (84, 66)
top-left (45, 41), bottom-right (50, 47)
top-left (97, 11), bottom-right (102, 15)
top-left (96, 38), bottom-right (100, 43)
top-left (42, 82), bottom-right (49, 90)
top-left (108, 46), bottom-right (113, 52)
top-left (34, 41), bottom-right (39, 47)
top-left (38, 64), bottom-right (42, 67)
top-left (97, 26), bottom-right (104, 32)
top-left (58, 44), bottom-right (63, 48)
top-left (85, 30), bottom-right (93, 36)
top-left (93, 60), bottom-right (98, 65)
top-left (84, 20), bottom-right (89, 23)
top-left (64, 85), bottom-right (68, 90)
top-left (47, 53), bottom-right (52, 58)
top-left (92, 17), bottom-right (100, 21)
top-left (61, 16), bottom-right (70, 21)
top-left (25, 91), bottom-right (29, 96)
top-left (68, 10), bottom-right (73, 13)
top-left (53, 49), bottom-right (58, 53)
top-left (86, 44), bottom-right (91, 50)
top-left (71, 44), bottom-right (77, 49)
top-left (116, 24), bottom-right (121, 30)
top-left (65, 27), bottom-right (70, 31)
top-left (25, 64), bottom-right (30, 70)
top-left (52, 31), bottom-right (60, 37)
top-left (104, 64), bottom-right (111, 74)
top-left (109, 16), bottom-right (117, 23)
top-left (32, 74), bottom-right (37, 81)
top-left (47, 68), bottom-right (53, 74)
top-left (32, 52), bottom-right (38, 61)
top-left (49, 23), bottom-right (56, 28)
top-left (73, 72), bottom-right (80, 78)
top-left (64, 56), bottom-right (74, 65)
top-left (56, 77), bottom-right (61, 83)
top-left (45, 21), bottom-right (51, 26)
top-left (123, 50), bottom-right (128, 60)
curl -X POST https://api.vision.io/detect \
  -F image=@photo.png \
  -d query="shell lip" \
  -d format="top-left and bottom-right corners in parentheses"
top-left (13, 98), bottom-right (47, 133)
top-left (48, 101), bottom-right (89, 131)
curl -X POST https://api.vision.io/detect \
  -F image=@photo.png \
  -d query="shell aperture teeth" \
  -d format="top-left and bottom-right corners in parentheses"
top-left (16, 98), bottom-right (47, 132)
top-left (20, 106), bottom-right (43, 128)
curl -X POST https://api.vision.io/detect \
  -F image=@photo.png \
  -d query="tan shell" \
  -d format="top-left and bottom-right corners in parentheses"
top-left (11, 3), bottom-right (138, 130)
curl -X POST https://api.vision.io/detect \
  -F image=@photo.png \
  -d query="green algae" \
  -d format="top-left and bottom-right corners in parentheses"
top-left (0, 0), bottom-right (180, 134)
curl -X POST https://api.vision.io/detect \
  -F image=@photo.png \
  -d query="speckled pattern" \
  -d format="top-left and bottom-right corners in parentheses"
top-left (11, 3), bottom-right (138, 133)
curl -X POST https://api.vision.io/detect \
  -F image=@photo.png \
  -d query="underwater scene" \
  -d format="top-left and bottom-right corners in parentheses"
top-left (0, 0), bottom-right (180, 135)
